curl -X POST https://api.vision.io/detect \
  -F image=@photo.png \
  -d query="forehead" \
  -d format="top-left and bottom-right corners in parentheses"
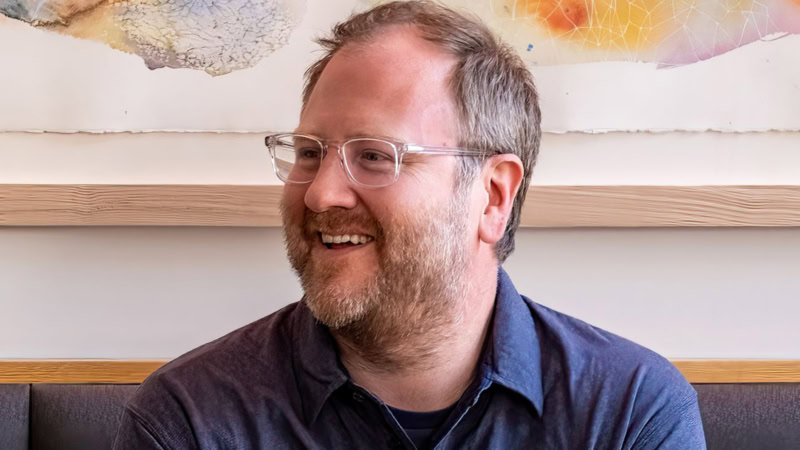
top-left (299, 27), bottom-right (459, 143)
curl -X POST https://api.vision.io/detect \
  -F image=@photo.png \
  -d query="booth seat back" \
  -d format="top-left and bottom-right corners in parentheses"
top-left (1, 384), bottom-right (138, 450)
top-left (0, 384), bottom-right (28, 449)
top-left (2, 383), bottom-right (800, 449)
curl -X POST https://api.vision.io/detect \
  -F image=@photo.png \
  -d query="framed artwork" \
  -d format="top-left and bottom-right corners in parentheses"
top-left (1, 0), bottom-right (797, 132)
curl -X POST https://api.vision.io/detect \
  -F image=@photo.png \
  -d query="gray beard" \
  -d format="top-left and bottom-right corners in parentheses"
top-left (281, 192), bottom-right (471, 370)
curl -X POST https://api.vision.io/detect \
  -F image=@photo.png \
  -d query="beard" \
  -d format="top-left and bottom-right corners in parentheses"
top-left (281, 190), bottom-right (472, 368)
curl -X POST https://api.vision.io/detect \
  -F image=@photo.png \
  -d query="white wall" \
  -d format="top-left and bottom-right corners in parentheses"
top-left (2, 226), bottom-right (799, 359)
top-left (1, 131), bottom-right (798, 359)
top-left (3, 131), bottom-right (800, 185)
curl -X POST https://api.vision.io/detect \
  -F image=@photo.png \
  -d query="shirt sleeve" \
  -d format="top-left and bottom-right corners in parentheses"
top-left (113, 407), bottom-right (168, 450)
top-left (632, 389), bottom-right (707, 450)
top-left (112, 373), bottom-right (200, 450)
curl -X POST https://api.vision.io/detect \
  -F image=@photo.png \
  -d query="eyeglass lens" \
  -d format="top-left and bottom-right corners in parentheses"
top-left (271, 135), bottom-right (399, 186)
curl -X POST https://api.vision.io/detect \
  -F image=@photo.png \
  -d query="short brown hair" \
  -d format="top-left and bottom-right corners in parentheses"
top-left (302, 1), bottom-right (541, 263)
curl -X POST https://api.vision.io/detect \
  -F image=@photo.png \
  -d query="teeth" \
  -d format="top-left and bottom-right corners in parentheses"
top-left (320, 233), bottom-right (373, 245)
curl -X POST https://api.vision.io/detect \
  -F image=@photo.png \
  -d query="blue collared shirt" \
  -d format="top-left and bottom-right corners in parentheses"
top-left (115, 268), bottom-right (706, 449)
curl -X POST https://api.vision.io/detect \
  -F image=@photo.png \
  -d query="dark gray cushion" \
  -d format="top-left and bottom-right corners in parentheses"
top-left (0, 384), bottom-right (29, 450)
top-left (30, 384), bottom-right (139, 450)
top-left (695, 383), bottom-right (800, 450)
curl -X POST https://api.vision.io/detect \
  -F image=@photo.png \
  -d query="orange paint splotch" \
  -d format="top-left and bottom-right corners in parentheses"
top-left (525, 0), bottom-right (589, 32)
top-left (499, 0), bottom-right (678, 51)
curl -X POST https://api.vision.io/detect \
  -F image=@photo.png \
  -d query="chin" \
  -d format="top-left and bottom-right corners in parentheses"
top-left (302, 277), bottom-right (378, 330)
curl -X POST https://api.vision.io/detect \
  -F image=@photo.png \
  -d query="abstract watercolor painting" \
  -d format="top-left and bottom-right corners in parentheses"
top-left (481, 0), bottom-right (800, 66)
top-left (0, 0), bottom-right (305, 75)
top-left (364, 0), bottom-right (800, 66)
top-left (1, 0), bottom-right (798, 132)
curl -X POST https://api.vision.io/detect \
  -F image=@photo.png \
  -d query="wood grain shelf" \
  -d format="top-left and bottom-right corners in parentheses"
top-left (523, 185), bottom-right (800, 227)
top-left (0, 184), bottom-right (281, 226)
top-left (672, 360), bottom-right (800, 383)
top-left (1, 184), bottom-right (799, 227)
top-left (2, 360), bottom-right (799, 384)
top-left (0, 360), bottom-right (166, 384)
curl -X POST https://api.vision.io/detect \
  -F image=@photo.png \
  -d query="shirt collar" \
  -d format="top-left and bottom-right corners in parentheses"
top-left (292, 300), bottom-right (350, 425)
top-left (480, 267), bottom-right (544, 416)
top-left (292, 267), bottom-right (545, 423)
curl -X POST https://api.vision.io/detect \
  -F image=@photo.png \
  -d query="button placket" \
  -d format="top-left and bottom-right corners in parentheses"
top-left (432, 378), bottom-right (493, 449)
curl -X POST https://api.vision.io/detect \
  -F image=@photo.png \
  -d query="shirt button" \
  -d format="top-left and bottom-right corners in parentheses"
top-left (352, 391), bottom-right (365, 402)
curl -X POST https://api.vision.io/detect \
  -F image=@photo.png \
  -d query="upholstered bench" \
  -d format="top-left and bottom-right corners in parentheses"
top-left (2, 383), bottom-right (800, 449)
top-left (1, 384), bottom-right (138, 450)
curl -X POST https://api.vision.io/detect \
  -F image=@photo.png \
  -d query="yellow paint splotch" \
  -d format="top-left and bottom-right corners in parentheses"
top-left (495, 0), bottom-right (689, 51)
top-left (43, 1), bottom-right (134, 54)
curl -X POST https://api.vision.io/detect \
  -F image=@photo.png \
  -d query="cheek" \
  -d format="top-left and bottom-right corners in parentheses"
top-left (280, 187), bottom-right (308, 226)
top-left (464, 182), bottom-right (486, 243)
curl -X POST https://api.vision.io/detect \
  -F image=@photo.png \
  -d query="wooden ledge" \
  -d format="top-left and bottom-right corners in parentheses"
top-left (1, 184), bottom-right (799, 227)
top-left (1, 360), bottom-right (800, 384)
top-left (672, 360), bottom-right (800, 383)
top-left (0, 360), bottom-right (166, 384)
top-left (523, 185), bottom-right (800, 227)
top-left (0, 184), bottom-right (281, 226)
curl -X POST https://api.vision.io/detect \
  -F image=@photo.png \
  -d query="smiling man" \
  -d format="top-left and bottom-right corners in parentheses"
top-left (114, 2), bottom-right (706, 449)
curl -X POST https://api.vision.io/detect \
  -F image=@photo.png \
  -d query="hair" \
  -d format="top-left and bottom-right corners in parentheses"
top-left (301, 1), bottom-right (541, 263)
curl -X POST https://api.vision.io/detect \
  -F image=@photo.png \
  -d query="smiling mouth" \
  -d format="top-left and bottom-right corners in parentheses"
top-left (319, 232), bottom-right (375, 250)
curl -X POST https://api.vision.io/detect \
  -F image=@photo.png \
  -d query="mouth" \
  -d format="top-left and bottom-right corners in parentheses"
top-left (319, 232), bottom-right (375, 250)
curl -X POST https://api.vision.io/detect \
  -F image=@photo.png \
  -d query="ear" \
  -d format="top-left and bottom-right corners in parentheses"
top-left (478, 154), bottom-right (524, 246)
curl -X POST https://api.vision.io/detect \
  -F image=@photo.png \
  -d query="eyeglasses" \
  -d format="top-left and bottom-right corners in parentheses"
top-left (265, 133), bottom-right (489, 188)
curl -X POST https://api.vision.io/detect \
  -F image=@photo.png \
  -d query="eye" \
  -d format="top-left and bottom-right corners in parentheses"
top-left (298, 147), bottom-right (321, 159)
top-left (361, 150), bottom-right (390, 162)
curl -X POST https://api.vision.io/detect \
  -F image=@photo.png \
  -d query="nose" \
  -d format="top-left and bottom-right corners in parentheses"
top-left (303, 146), bottom-right (359, 213)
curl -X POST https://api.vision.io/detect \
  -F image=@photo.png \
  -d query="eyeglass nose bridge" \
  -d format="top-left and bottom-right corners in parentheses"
top-left (319, 142), bottom-right (344, 161)
top-left (316, 141), bottom-right (352, 182)
top-left (318, 142), bottom-right (347, 168)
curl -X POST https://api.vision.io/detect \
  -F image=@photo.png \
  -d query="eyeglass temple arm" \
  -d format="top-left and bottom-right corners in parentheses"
top-left (405, 145), bottom-right (488, 156)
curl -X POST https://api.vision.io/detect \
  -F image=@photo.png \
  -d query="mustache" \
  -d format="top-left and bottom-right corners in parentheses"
top-left (303, 207), bottom-right (381, 238)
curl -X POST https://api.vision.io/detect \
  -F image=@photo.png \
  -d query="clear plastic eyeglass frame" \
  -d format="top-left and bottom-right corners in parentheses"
top-left (265, 133), bottom-right (490, 188)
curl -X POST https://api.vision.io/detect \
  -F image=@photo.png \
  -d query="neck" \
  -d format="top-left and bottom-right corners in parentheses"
top-left (333, 267), bottom-right (497, 412)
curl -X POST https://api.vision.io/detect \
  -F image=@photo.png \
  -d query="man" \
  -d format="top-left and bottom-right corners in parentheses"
top-left (115, 1), bottom-right (706, 449)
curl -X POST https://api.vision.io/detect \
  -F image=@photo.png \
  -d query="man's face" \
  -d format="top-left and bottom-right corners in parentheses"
top-left (281, 29), bottom-right (481, 336)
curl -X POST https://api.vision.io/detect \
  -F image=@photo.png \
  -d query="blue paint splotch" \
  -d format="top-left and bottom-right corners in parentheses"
top-left (0, 0), bottom-right (306, 76)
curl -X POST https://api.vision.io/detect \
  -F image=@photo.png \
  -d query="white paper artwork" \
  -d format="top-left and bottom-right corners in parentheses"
top-left (0, 0), bottom-right (798, 132)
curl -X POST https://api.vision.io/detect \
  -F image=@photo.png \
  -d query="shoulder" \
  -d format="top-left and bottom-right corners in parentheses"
top-left (119, 302), bottom-right (305, 443)
top-left (146, 301), bottom-right (302, 388)
top-left (526, 298), bottom-right (704, 446)
top-left (528, 297), bottom-right (690, 391)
